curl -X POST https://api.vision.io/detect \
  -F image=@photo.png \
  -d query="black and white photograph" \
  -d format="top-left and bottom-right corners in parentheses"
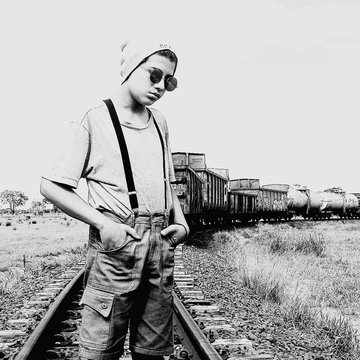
top-left (1, 1), bottom-right (360, 359)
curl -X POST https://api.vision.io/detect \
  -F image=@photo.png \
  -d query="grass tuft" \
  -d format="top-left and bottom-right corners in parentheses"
top-left (242, 265), bottom-right (285, 304)
top-left (0, 268), bottom-right (24, 295)
top-left (281, 297), bottom-right (318, 330)
top-left (280, 298), bottom-right (360, 357)
top-left (256, 224), bottom-right (325, 256)
top-left (318, 313), bottom-right (360, 357)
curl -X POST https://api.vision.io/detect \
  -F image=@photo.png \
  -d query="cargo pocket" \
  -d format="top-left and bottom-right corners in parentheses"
top-left (161, 238), bottom-right (175, 292)
top-left (79, 287), bottom-right (115, 349)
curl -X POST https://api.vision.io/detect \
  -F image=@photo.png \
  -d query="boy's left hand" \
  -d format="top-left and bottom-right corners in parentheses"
top-left (160, 224), bottom-right (187, 247)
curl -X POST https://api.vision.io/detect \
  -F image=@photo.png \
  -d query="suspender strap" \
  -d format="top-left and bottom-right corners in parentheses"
top-left (103, 99), bottom-right (139, 213)
top-left (152, 113), bottom-right (167, 211)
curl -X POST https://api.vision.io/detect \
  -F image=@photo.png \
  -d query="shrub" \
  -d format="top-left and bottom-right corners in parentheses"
top-left (5, 221), bottom-right (11, 227)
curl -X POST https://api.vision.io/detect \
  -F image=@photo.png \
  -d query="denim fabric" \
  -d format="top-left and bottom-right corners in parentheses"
top-left (78, 211), bottom-right (175, 359)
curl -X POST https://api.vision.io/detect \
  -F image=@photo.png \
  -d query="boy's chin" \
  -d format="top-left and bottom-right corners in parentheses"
top-left (140, 98), bottom-right (158, 106)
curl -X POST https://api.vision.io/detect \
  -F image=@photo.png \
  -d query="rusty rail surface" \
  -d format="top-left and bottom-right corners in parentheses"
top-left (173, 291), bottom-right (222, 360)
top-left (14, 269), bottom-right (84, 360)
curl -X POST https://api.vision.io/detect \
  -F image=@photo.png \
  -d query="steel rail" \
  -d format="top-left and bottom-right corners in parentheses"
top-left (16, 270), bottom-right (222, 360)
top-left (14, 268), bottom-right (84, 360)
top-left (173, 291), bottom-right (222, 360)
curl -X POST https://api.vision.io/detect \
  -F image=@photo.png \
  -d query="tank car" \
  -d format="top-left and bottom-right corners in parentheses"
top-left (351, 193), bottom-right (360, 218)
top-left (287, 186), bottom-right (359, 219)
top-left (287, 185), bottom-right (324, 219)
top-left (320, 188), bottom-right (359, 218)
top-left (320, 190), bottom-right (344, 214)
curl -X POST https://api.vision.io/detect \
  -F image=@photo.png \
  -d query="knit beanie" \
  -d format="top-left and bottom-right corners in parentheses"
top-left (120, 38), bottom-right (178, 84)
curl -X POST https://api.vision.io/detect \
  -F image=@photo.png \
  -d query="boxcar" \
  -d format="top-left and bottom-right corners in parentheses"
top-left (172, 151), bottom-right (206, 170)
top-left (230, 179), bottom-right (289, 221)
top-left (259, 185), bottom-right (289, 220)
top-left (194, 168), bottom-right (228, 224)
top-left (228, 190), bottom-right (257, 223)
top-left (172, 159), bottom-right (203, 227)
top-left (172, 152), bottom-right (229, 225)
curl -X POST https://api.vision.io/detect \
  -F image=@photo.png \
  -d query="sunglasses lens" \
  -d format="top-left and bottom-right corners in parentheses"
top-left (147, 67), bottom-right (177, 91)
top-left (149, 68), bottom-right (163, 84)
top-left (165, 76), bottom-right (177, 92)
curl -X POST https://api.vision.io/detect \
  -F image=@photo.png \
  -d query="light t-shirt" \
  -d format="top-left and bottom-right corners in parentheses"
top-left (42, 102), bottom-right (176, 220)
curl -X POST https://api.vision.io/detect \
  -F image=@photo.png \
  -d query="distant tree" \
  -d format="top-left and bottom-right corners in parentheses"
top-left (0, 190), bottom-right (29, 214)
top-left (41, 197), bottom-right (59, 213)
top-left (31, 200), bottom-right (44, 215)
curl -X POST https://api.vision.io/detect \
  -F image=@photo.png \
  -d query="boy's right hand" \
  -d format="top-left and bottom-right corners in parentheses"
top-left (99, 220), bottom-right (141, 250)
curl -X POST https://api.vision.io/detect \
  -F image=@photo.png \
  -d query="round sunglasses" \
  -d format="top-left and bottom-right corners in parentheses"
top-left (140, 67), bottom-right (178, 92)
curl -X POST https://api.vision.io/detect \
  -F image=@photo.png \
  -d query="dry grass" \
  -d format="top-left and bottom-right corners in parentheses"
top-left (0, 214), bottom-right (88, 294)
top-left (211, 220), bottom-right (360, 358)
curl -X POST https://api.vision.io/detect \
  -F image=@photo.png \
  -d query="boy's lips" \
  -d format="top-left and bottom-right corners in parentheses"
top-left (148, 92), bottom-right (160, 99)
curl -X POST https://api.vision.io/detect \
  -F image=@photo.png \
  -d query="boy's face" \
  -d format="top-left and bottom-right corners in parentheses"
top-left (126, 53), bottom-right (177, 106)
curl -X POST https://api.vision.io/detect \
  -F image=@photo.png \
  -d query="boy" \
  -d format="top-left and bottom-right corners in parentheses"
top-left (40, 37), bottom-right (189, 360)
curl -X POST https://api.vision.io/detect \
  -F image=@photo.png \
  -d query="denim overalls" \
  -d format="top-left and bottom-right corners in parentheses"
top-left (78, 99), bottom-right (175, 359)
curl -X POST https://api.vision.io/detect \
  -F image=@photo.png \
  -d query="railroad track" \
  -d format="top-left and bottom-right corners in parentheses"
top-left (6, 246), bottom-right (273, 360)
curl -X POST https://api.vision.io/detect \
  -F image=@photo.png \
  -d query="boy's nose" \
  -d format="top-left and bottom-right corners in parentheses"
top-left (154, 79), bottom-right (165, 92)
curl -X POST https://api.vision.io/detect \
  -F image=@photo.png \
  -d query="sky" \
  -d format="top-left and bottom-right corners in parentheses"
top-left (0, 0), bottom-right (360, 206)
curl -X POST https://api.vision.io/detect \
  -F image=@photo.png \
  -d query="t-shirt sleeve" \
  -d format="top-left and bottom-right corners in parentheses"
top-left (41, 119), bottom-right (91, 189)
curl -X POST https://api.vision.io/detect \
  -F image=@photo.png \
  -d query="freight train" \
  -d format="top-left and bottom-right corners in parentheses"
top-left (171, 152), bottom-right (360, 229)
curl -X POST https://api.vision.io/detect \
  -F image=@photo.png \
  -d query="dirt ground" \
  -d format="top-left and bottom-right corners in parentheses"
top-left (0, 213), bottom-right (88, 271)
